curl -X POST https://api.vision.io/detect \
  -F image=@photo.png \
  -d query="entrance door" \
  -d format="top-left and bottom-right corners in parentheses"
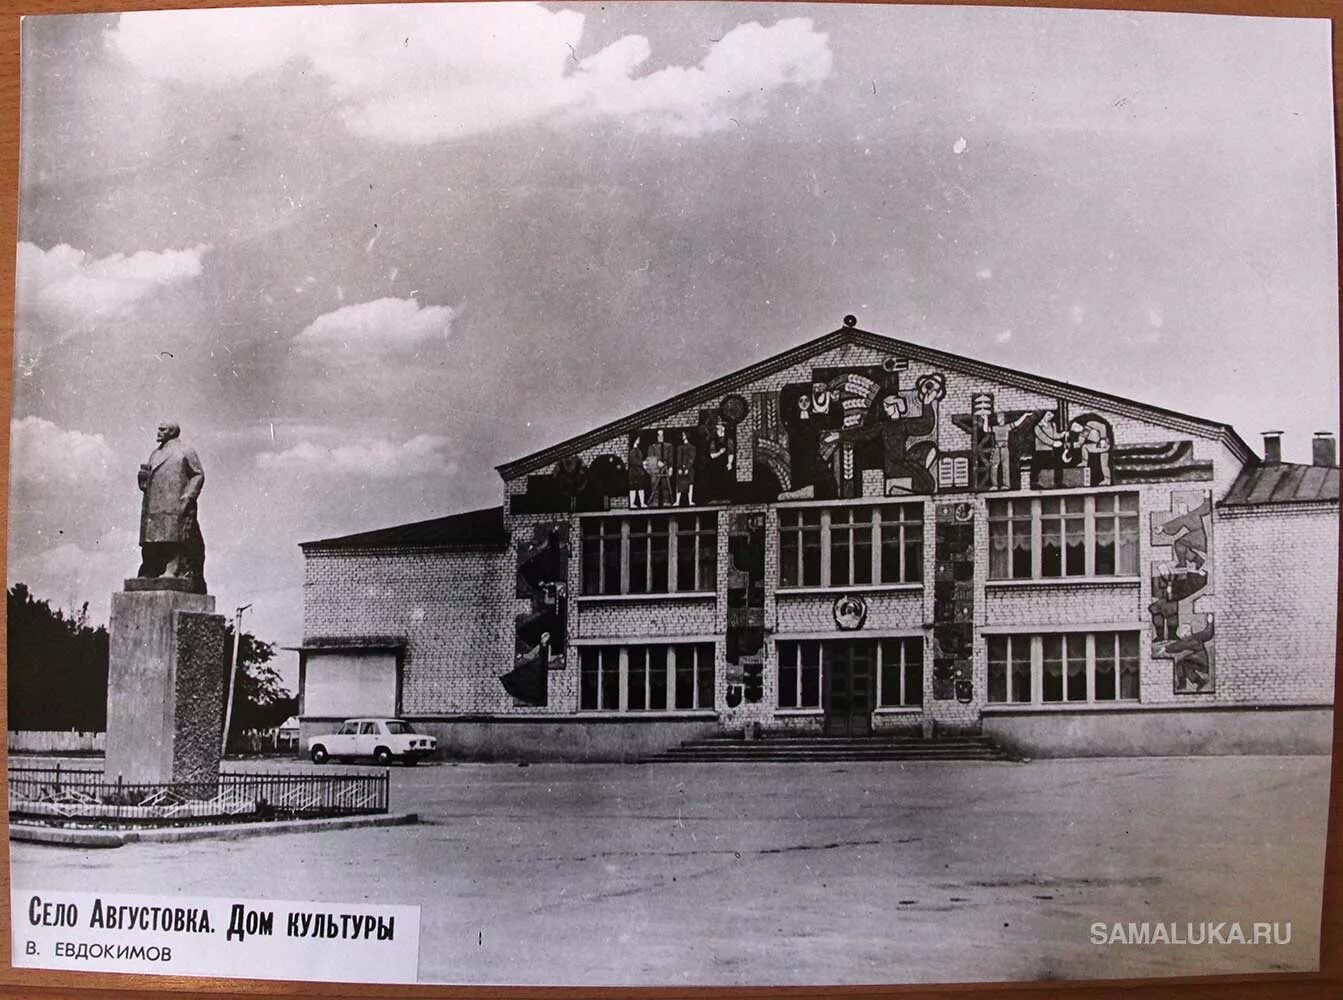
top-left (823, 641), bottom-right (875, 737)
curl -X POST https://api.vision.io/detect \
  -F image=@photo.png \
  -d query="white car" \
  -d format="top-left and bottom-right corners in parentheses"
top-left (307, 718), bottom-right (437, 766)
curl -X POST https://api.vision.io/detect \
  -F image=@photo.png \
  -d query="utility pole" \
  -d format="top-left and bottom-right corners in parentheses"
top-left (221, 603), bottom-right (253, 757)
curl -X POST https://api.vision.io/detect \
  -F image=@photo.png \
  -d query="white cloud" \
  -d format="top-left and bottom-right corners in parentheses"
top-left (952, 136), bottom-right (967, 155)
top-left (976, 267), bottom-right (993, 280)
top-left (110, 5), bottom-right (832, 143)
top-left (10, 417), bottom-right (116, 486)
top-left (8, 528), bottom-right (139, 625)
top-left (995, 329), bottom-right (1013, 343)
top-left (16, 241), bottom-right (208, 332)
top-left (294, 297), bottom-right (455, 356)
top-left (256, 435), bottom-right (457, 479)
top-left (1070, 303), bottom-right (1086, 325)
top-left (573, 19), bottom-right (834, 136)
top-left (1147, 307), bottom-right (1165, 329)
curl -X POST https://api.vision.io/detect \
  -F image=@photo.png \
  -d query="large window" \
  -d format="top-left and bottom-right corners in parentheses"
top-left (578, 646), bottom-right (620, 711)
top-left (581, 514), bottom-right (717, 596)
top-left (776, 638), bottom-right (923, 709)
top-left (1092, 631), bottom-right (1141, 701)
top-left (779, 505), bottom-right (922, 589)
top-left (988, 494), bottom-right (1138, 580)
top-left (777, 640), bottom-right (823, 708)
top-left (1042, 632), bottom-right (1089, 702)
top-left (878, 637), bottom-right (923, 707)
top-left (579, 643), bottom-right (715, 711)
top-left (988, 631), bottom-right (1140, 704)
top-left (986, 634), bottom-right (1032, 703)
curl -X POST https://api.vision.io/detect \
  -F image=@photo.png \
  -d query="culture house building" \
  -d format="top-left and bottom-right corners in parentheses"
top-left (297, 320), bottom-right (1338, 760)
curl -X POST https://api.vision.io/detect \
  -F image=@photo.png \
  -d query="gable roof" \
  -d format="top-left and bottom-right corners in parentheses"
top-left (1221, 462), bottom-right (1339, 507)
top-left (300, 506), bottom-right (508, 552)
top-left (495, 322), bottom-right (1256, 480)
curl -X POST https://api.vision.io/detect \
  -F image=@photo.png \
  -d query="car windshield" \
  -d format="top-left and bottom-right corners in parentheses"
top-left (383, 720), bottom-right (414, 734)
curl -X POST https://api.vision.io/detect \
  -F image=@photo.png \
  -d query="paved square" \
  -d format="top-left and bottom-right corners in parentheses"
top-left (10, 755), bottom-right (1328, 985)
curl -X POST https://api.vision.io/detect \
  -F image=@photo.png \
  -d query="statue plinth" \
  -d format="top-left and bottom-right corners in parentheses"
top-left (122, 576), bottom-right (205, 594)
top-left (104, 583), bottom-right (227, 785)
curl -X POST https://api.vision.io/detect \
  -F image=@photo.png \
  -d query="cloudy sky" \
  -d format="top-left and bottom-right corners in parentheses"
top-left (8, 3), bottom-right (1336, 687)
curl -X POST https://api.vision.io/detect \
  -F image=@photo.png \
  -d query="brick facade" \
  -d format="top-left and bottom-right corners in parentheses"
top-left (302, 546), bottom-right (518, 716)
top-left (1215, 504), bottom-right (1337, 704)
top-left (299, 327), bottom-right (1336, 757)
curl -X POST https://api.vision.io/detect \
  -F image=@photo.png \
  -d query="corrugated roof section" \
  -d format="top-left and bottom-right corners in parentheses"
top-left (1221, 463), bottom-right (1339, 507)
top-left (300, 506), bottom-right (508, 551)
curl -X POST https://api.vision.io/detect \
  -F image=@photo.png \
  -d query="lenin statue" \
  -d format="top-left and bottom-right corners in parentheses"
top-left (137, 421), bottom-right (207, 593)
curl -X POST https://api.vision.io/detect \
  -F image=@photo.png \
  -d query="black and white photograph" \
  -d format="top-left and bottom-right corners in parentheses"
top-left (4, 0), bottom-right (1338, 988)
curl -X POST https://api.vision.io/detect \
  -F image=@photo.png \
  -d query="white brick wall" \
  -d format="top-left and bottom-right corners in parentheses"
top-left (1216, 504), bottom-right (1337, 704)
top-left (303, 545), bottom-right (521, 715)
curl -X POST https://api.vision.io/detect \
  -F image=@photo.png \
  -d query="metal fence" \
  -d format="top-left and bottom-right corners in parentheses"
top-left (8, 765), bottom-right (388, 825)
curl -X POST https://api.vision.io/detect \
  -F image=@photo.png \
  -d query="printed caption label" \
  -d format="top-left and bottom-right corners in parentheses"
top-left (13, 890), bottom-right (421, 984)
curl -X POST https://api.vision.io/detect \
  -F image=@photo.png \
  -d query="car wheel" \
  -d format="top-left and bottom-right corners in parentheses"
top-left (374, 747), bottom-right (393, 766)
top-left (310, 745), bottom-right (328, 765)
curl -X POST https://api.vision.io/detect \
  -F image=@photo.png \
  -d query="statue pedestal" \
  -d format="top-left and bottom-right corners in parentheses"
top-left (104, 582), bottom-right (227, 784)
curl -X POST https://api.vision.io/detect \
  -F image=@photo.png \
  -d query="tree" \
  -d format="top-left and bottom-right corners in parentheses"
top-left (221, 624), bottom-right (296, 752)
top-left (7, 583), bottom-right (109, 732)
top-left (7, 583), bottom-right (293, 751)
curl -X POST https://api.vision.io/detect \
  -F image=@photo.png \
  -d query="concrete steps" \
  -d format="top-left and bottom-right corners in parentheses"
top-left (641, 733), bottom-right (1016, 763)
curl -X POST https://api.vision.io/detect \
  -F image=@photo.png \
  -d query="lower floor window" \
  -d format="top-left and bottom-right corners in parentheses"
top-left (1091, 631), bottom-right (1141, 701)
top-left (987, 634), bottom-right (1033, 703)
top-left (777, 640), bottom-right (823, 709)
top-left (988, 631), bottom-right (1139, 704)
top-left (878, 637), bottom-right (923, 707)
top-left (579, 643), bottom-right (715, 711)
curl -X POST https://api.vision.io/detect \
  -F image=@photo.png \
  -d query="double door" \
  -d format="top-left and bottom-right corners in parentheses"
top-left (823, 640), bottom-right (875, 737)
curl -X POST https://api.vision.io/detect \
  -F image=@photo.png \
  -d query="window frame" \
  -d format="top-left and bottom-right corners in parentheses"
top-left (877, 636), bottom-right (924, 708)
top-left (776, 639), bottom-right (823, 709)
top-left (579, 646), bottom-right (621, 711)
top-left (580, 513), bottom-right (719, 597)
top-left (987, 633), bottom-right (1033, 704)
top-left (578, 643), bottom-right (716, 713)
top-left (778, 503), bottom-right (924, 590)
top-left (985, 631), bottom-right (1142, 706)
top-left (988, 492), bottom-right (1140, 582)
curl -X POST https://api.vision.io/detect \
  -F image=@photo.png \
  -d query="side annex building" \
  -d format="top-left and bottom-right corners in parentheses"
top-left (296, 321), bottom-right (1338, 759)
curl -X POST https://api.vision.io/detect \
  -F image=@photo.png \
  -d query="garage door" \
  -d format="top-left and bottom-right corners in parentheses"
top-left (303, 651), bottom-right (398, 717)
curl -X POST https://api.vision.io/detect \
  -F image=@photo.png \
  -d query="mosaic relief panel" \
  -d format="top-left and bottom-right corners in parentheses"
top-left (948, 396), bottom-right (1211, 493)
top-left (510, 399), bottom-right (746, 513)
top-left (626, 399), bottom-right (742, 509)
top-left (501, 522), bottom-right (569, 706)
top-left (509, 359), bottom-right (1216, 512)
top-left (933, 503), bottom-right (975, 702)
top-left (772, 365), bottom-right (946, 501)
top-left (1148, 491), bottom-right (1215, 694)
top-left (725, 511), bottom-right (767, 706)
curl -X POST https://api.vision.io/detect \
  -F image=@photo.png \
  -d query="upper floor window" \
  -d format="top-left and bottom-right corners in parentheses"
top-left (778, 504), bottom-right (923, 589)
top-left (581, 513), bottom-right (717, 596)
top-left (988, 493), bottom-right (1138, 580)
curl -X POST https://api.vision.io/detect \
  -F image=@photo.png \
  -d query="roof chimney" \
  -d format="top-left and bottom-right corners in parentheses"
top-left (1262, 431), bottom-right (1283, 464)
top-left (1312, 432), bottom-right (1336, 468)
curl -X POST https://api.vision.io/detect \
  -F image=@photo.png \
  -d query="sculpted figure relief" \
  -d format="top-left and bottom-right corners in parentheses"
top-left (137, 421), bottom-right (207, 592)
